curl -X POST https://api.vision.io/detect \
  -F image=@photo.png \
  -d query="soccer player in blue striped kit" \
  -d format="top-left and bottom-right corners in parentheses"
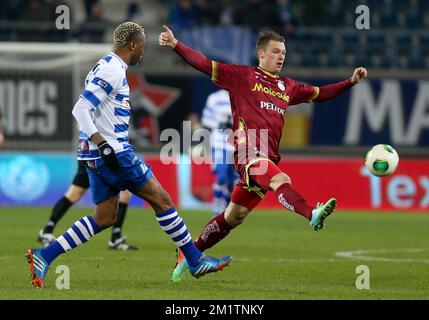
top-left (25, 22), bottom-right (232, 288)
top-left (201, 89), bottom-right (238, 216)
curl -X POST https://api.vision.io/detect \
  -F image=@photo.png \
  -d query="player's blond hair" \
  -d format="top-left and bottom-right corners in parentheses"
top-left (256, 30), bottom-right (285, 51)
top-left (113, 21), bottom-right (144, 48)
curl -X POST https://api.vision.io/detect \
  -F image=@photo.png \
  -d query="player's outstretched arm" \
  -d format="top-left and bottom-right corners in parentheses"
top-left (159, 25), bottom-right (212, 76)
top-left (158, 25), bottom-right (178, 49)
top-left (350, 67), bottom-right (368, 85)
top-left (313, 67), bottom-right (368, 102)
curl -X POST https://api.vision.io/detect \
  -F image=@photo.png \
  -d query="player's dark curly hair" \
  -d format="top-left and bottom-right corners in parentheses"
top-left (256, 30), bottom-right (285, 51)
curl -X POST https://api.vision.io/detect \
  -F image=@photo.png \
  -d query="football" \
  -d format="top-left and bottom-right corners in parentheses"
top-left (365, 144), bottom-right (399, 177)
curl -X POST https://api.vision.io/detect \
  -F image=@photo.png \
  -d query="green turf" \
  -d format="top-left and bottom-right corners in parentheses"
top-left (0, 207), bottom-right (428, 299)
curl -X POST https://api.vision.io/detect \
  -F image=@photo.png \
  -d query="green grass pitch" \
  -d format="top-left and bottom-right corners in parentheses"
top-left (1, 207), bottom-right (428, 299)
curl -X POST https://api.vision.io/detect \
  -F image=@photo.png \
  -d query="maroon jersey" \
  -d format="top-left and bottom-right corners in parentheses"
top-left (211, 62), bottom-right (316, 164)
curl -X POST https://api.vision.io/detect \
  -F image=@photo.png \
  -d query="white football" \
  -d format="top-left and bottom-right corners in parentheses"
top-left (365, 144), bottom-right (399, 177)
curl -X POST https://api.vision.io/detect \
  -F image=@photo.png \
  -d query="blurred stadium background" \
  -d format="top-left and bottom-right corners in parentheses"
top-left (0, 0), bottom-right (428, 299)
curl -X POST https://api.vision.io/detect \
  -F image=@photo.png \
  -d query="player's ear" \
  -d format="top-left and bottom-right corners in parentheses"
top-left (257, 48), bottom-right (265, 59)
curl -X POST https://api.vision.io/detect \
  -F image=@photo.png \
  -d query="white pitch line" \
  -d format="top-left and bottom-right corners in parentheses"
top-left (68, 256), bottom-right (344, 264)
top-left (335, 248), bottom-right (429, 264)
top-left (10, 248), bottom-right (429, 264)
top-left (4, 255), bottom-right (343, 264)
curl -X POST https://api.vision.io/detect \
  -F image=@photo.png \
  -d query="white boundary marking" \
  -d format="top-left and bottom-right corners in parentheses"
top-left (335, 248), bottom-right (429, 264)
top-left (7, 248), bottom-right (428, 264)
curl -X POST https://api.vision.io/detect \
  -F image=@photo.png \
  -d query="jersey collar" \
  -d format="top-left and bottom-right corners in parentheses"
top-left (257, 67), bottom-right (278, 78)
top-left (110, 52), bottom-right (128, 69)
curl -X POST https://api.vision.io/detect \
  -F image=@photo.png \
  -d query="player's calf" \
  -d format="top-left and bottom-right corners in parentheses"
top-left (275, 182), bottom-right (313, 220)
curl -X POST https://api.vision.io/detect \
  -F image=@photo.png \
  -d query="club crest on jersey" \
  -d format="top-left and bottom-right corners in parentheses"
top-left (77, 138), bottom-right (90, 155)
top-left (277, 81), bottom-right (285, 91)
top-left (86, 160), bottom-right (97, 170)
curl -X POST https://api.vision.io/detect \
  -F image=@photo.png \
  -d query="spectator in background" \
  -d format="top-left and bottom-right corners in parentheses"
top-left (218, 0), bottom-right (234, 27)
top-left (169, 0), bottom-right (199, 31)
top-left (0, 2), bottom-right (15, 40)
top-left (126, 2), bottom-right (140, 22)
top-left (233, 0), bottom-right (282, 31)
top-left (83, 0), bottom-right (99, 18)
top-left (0, 1), bottom-right (14, 20)
top-left (301, 0), bottom-right (325, 26)
top-left (276, 0), bottom-right (299, 35)
top-left (16, 0), bottom-right (52, 41)
top-left (79, 0), bottom-right (110, 43)
top-left (196, 0), bottom-right (219, 25)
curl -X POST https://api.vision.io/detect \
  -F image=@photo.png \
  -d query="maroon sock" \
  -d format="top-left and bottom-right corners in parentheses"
top-left (194, 212), bottom-right (233, 252)
top-left (276, 183), bottom-right (313, 220)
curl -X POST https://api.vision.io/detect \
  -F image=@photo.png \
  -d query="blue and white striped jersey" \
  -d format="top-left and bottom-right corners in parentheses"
top-left (201, 89), bottom-right (234, 152)
top-left (76, 52), bottom-right (131, 160)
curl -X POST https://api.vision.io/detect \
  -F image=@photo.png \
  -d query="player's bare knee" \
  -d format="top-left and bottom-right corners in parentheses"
top-left (119, 190), bottom-right (132, 203)
top-left (92, 198), bottom-right (119, 229)
top-left (92, 212), bottom-right (117, 229)
top-left (65, 185), bottom-right (86, 203)
top-left (148, 189), bottom-right (173, 213)
top-left (158, 191), bottom-right (173, 212)
top-left (270, 173), bottom-right (291, 191)
top-left (225, 206), bottom-right (249, 227)
top-left (231, 214), bottom-right (247, 226)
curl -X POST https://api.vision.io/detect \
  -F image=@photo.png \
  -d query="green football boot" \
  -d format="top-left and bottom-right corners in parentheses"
top-left (310, 198), bottom-right (337, 231)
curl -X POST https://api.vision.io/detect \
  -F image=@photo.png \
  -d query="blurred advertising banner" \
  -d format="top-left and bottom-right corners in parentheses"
top-left (0, 153), bottom-right (177, 207)
top-left (0, 73), bottom-right (74, 142)
top-left (259, 158), bottom-right (429, 211)
top-left (181, 156), bottom-right (429, 212)
top-left (0, 153), bottom-right (427, 211)
top-left (309, 79), bottom-right (429, 147)
top-left (0, 153), bottom-right (80, 206)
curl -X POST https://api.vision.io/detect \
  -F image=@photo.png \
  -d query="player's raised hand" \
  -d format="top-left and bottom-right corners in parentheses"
top-left (159, 25), bottom-right (177, 48)
top-left (351, 67), bottom-right (368, 84)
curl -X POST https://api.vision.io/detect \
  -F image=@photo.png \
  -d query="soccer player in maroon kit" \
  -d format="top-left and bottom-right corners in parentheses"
top-left (159, 26), bottom-right (368, 282)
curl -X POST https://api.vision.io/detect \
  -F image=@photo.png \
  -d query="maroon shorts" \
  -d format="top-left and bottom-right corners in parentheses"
top-left (231, 157), bottom-right (283, 211)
